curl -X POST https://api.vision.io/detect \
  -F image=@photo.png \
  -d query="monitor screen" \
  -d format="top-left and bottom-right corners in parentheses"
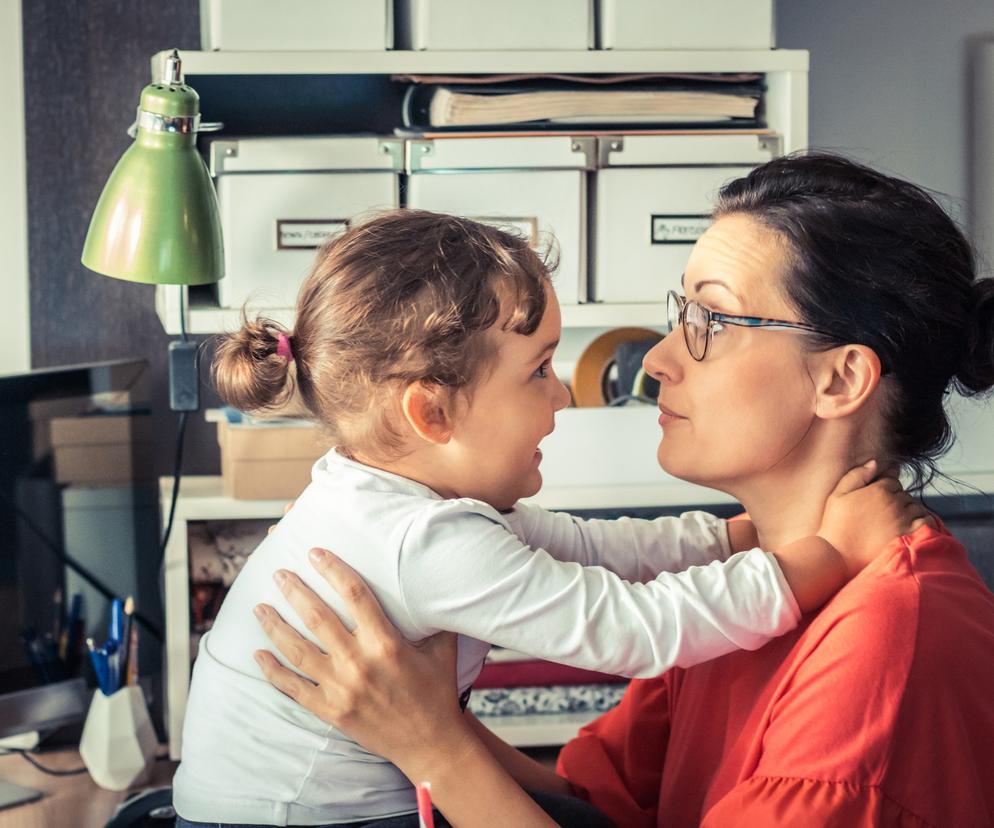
top-left (0, 359), bottom-right (149, 699)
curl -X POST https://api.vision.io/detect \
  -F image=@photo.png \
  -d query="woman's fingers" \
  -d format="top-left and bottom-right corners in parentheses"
top-left (253, 602), bottom-right (326, 673)
top-left (308, 548), bottom-right (400, 644)
top-left (254, 648), bottom-right (318, 705)
top-left (273, 567), bottom-right (354, 654)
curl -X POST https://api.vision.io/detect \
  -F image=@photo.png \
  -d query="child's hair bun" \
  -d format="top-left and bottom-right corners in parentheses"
top-left (213, 314), bottom-right (296, 413)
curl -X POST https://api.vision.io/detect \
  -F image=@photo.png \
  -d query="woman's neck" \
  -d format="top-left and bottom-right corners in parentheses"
top-left (725, 428), bottom-right (878, 553)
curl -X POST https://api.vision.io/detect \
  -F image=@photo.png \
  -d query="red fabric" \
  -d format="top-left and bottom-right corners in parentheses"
top-left (558, 525), bottom-right (994, 827)
top-left (475, 660), bottom-right (626, 688)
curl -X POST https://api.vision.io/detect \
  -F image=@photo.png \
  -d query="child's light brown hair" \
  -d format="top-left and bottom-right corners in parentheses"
top-left (213, 209), bottom-right (555, 461)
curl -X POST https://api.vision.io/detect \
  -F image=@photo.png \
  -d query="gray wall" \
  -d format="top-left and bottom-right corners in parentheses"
top-left (777, 0), bottom-right (994, 245)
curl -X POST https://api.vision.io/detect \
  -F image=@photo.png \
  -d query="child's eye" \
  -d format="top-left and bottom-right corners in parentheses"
top-left (533, 359), bottom-right (552, 379)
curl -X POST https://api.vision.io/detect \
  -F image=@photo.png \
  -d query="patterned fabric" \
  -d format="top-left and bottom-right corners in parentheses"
top-left (467, 683), bottom-right (627, 717)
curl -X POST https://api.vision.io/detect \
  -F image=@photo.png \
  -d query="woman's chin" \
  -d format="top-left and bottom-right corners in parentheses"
top-left (657, 444), bottom-right (715, 489)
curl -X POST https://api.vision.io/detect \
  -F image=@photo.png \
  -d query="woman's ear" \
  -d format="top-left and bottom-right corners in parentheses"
top-left (401, 382), bottom-right (454, 445)
top-left (810, 344), bottom-right (883, 420)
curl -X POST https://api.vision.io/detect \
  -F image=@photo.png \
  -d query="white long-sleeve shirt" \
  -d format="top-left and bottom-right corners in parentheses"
top-left (173, 451), bottom-right (799, 825)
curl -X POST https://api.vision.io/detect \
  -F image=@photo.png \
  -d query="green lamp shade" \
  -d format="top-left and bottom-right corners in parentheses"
top-left (82, 72), bottom-right (224, 286)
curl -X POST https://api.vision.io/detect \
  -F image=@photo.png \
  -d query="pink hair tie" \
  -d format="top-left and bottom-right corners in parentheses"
top-left (276, 332), bottom-right (295, 363)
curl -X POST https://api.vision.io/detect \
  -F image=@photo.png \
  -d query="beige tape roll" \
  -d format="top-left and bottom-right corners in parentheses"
top-left (572, 327), bottom-right (661, 407)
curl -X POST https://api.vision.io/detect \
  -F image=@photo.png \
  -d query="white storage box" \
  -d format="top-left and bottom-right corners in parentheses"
top-left (406, 136), bottom-right (591, 306)
top-left (594, 134), bottom-right (776, 304)
top-left (200, 0), bottom-right (393, 51)
top-left (211, 137), bottom-right (403, 310)
top-left (397, 0), bottom-right (593, 51)
top-left (599, 0), bottom-right (774, 50)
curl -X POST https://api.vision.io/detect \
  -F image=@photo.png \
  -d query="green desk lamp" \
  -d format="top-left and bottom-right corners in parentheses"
top-left (82, 49), bottom-right (223, 286)
top-left (82, 49), bottom-right (223, 415)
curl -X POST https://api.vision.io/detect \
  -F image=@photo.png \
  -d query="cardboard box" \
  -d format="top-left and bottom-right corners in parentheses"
top-left (217, 419), bottom-right (328, 500)
top-left (50, 415), bottom-right (153, 485)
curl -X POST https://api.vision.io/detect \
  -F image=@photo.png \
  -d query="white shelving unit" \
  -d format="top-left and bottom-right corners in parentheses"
top-left (152, 47), bottom-right (809, 335)
top-left (158, 45), bottom-right (811, 760)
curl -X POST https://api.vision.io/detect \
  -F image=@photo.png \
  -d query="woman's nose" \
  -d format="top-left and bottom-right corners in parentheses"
top-left (643, 331), bottom-right (684, 387)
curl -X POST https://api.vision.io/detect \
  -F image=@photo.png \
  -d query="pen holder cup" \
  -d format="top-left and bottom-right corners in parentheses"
top-left (79, 684), bottom-right (157, 791)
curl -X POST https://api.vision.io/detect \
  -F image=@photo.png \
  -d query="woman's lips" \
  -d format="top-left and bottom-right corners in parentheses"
top-left (658, 404), bottom-right (686, 426)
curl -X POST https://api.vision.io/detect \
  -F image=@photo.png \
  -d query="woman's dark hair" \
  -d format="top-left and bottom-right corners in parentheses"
top-left (715, 152), bottom-right (994, 491)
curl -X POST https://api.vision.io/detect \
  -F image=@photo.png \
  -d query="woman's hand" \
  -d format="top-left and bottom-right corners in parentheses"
top-left (818, 460), bottom-right (934, 578)
top-left (252, 547), bottom-right (468, 775)
top-left (253, 548), bottom-right (559, 827)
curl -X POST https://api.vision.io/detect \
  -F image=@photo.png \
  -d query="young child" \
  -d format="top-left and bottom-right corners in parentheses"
top-left (173, 210), bottom-right (914, 827)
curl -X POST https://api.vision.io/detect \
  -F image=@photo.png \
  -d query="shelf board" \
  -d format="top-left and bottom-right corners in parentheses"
top-left (156, 288), bottom-right (667, 335)
top-left (478, 711), bottom-right (605, 748)
top-left (158, 48), bottom-right (810, 78)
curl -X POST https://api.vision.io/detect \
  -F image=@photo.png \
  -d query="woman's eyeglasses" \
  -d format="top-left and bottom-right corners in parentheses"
top-left (666, 290), bottom-right (828, 362)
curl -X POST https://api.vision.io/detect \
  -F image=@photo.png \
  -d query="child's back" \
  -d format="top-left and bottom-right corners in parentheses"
top-left (174, 452), bottom-right (497, 823)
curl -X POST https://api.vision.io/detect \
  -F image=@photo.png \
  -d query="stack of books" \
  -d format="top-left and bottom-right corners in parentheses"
top-left (467, 647), bottom-right (628, 719)
top-left (397, 72), bottom-right (764, 132)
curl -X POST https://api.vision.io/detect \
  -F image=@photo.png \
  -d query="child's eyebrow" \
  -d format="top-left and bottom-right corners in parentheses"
top-left (531, 339), bottom-right (559, 360)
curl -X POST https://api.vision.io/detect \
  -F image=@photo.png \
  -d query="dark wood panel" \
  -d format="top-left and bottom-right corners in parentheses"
top-left (23, 0), bottom-right (220, 475)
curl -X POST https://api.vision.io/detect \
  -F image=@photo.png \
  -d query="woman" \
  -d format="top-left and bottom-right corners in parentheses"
top-left (253, 154), bottom-right (994, 826)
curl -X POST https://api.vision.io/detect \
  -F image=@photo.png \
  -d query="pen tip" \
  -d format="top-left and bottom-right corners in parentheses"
top-left (124, 596), bottom-right (134, 614)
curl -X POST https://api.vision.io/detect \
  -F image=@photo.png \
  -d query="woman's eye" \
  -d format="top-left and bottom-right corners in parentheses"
top-left (533, 359), bottom-right (551, 379)
top-left (711, 322), bottom-right (726, 337)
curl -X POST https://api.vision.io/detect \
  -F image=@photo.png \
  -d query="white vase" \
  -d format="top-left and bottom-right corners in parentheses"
top-left (79, 684), bottom-right (158, 791)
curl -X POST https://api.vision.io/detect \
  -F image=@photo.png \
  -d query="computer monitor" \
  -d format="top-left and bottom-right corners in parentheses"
top-left (0, 359), bottom-right (148, 808)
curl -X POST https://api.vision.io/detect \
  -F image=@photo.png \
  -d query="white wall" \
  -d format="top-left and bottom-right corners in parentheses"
top-left (0, 0), bottom-right (29, 374)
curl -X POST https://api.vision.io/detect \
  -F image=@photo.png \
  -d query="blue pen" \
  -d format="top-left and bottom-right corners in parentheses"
top-left (110, 598), bottom-right (124, 645)
top-left (87, 638), bottom-right (109, 695)
top-left (105, 639), bottom-right (121, 694)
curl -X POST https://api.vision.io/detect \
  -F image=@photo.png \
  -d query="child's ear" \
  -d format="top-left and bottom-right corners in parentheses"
top-left (401, 382), bottom-right (454, 445)
top-left (810, 344), bottom-right (883, 420)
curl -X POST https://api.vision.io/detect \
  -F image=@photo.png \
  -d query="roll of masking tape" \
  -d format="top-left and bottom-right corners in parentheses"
top-left (572, 327), bottom-right (662, 407)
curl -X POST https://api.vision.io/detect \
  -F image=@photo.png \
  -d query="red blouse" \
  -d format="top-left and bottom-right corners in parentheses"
top-left (558, 525), bottom-right (994, 826)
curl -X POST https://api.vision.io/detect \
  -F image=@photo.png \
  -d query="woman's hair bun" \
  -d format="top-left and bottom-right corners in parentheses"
top-left (212, 315), bottom-right (296, 413)
top-left (956, 277), bottom-right (994, 395)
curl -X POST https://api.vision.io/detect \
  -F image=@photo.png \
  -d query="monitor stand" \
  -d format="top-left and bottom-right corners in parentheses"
top-left (0, 779), bottom-right (41, 810)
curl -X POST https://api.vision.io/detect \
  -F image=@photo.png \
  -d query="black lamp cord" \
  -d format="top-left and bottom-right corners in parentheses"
top-left (158, 286), bottom-right (195, 570)
top-left (0, 748), bottom-right (87, 776)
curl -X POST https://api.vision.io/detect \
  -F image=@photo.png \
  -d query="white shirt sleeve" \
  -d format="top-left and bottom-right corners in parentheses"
top-left (504, 502), bottom-right (732, 583)
top-left (399, 500), bottom-right (801, 679)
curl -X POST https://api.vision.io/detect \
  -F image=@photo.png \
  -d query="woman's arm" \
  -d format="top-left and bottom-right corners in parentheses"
top-left (253, 548), bottom-right (557, 828)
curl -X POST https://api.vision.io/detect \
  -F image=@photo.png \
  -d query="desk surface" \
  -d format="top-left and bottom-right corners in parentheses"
top-left (0, 747), bottom-right (176, 828)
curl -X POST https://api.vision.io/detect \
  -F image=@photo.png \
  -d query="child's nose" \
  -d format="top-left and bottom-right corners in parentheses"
top-left (552, 376), bottom-right (571, 411)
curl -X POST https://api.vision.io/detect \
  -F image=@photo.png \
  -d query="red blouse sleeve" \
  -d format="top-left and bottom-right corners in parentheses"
top-left (702, 776), bottom-right (931, 827)
top-left (556, 676), bottom-right (672, 828)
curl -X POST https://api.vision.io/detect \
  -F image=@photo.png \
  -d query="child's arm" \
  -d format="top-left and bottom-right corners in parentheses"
top-left (400, 465), bottom-right (928, 677)
top-left (403, 505), bottom-right (799, 678)
top-left (505, 503), bottom-right (743, 583)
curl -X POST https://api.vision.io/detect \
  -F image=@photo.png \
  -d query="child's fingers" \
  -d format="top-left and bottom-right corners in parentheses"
top-left (308, 548), bottom-right (399, 644)
top-left (831, 459), bottom-right (878, 496)
top-left (253, 602), bottom-right (326, 673)
top-left (273, 567), bottom-right (353, 654)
